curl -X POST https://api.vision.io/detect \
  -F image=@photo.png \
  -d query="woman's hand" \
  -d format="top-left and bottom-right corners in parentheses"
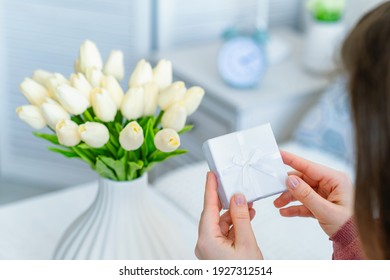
top-left (195, 172), bottom-right (263, 260)
top-left (274, 151), bottom-right (354, 237)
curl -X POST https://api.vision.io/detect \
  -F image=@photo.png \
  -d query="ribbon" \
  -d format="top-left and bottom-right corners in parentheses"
top-left (221, 133), bottom-right (281, 196)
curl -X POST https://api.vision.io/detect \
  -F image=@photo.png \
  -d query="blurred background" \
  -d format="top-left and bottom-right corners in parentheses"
top-left (0, 0), bottom-right (385, 204)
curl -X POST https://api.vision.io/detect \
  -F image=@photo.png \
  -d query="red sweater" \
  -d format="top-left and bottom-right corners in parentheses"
top-left (330, 217), bottom-right (365, 260)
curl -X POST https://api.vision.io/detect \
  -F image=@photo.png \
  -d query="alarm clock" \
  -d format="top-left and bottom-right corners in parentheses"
top-left (218, 27), bottom-right (267, 89)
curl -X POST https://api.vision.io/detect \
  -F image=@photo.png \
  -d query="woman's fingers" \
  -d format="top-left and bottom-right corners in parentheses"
top-left (219, 211), bottom-right (232, 236)
top-left (285, 175), bottom-right (331, 219)
top-left (273, 191), bottom-right (297, 208)
top-left (288, 170), bottom-right (318, 187)
top-left (279, 205), bottom-right (314, 218)
top-left (203, 172), bottom-right (222, 212)
top-left (219, 206), bottom-right (256, 236)
top-left (281, 150), bottom-right (338, 183)
top-left (226, 208), bottom-right (256, 241)
top-left (229, 194), bottom-right (258, 248)
top-left (199, 172), bottom-right (223, 238)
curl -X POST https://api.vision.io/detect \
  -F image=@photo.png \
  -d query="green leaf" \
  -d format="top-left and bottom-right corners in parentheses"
top-left (109, 131), bottom-right (120, 148)
top-left (98, 156), bottom-right (126, 181)
top-left (48, 147), bottom-right (78, 158)
top-left (140, 162), bottom-right (156, 175)
top-left (76, 144), bottom-right (111, 158)
top-left (115, 122), bottom-right (123, 134)
top-left (33, 132), bottom-right (59, 145)
top-left (115, 111), bottom-right (123, 124)
top-left (154, 110), bottom-right (164, 128)
top-left (128, 160), bottom-right (144, 180)
top-left (72, 147), bottom-right (95, 168)
top-left (82, 109), bottom-right (94, 122)
top-left (140, 118), bottom-right (155, 163)
top-left (77, 143), bottom-right (93, 149)
top-left (138, 116), bottom-right (150, 128)
top-left (96, 158), bottom-right (117, 180)
top-left (149, 149), bottom-right (188, 163)
top-left (178, 125), bottom-right (194, 134)
top-left (117, 147), bottom-right (125, 159)
top-left (71, 115), bottom-right (84, 125)
top-left (144, 118), bottom-right (156, 154)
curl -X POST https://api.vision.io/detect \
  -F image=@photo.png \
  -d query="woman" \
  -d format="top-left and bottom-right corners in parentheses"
top-left (195, 2), bottom-right (390, 260)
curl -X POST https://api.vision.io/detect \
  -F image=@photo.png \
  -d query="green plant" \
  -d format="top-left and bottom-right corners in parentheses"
top-left (307, 0), bottom-right (346, 22)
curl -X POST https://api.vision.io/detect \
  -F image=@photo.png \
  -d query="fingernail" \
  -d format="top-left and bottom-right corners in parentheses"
top-left (288, 176), bottom-right (299, 189)
top-left (234, 193), bottom-right (246, 206)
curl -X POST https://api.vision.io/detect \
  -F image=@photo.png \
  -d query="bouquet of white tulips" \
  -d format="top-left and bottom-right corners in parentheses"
top-left (16, 40), bottom-right (205, 181)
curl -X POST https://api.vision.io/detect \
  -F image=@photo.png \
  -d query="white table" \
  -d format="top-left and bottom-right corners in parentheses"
top-left (0, 142), bottom-right (353, 260)
top-left (0, 181), bottom-right (198, 260)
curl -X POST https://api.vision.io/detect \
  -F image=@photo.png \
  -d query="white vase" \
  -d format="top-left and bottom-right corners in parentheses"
top-left (53, 174), bottom-right (196, 259)
top-left (303, 20), bottom-right (346, 74)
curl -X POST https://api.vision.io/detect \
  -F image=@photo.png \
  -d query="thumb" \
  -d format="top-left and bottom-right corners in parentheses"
top-left (229, 193), bottom-right (257, 248)
top-left (286, 175), bottom-right (330, 218)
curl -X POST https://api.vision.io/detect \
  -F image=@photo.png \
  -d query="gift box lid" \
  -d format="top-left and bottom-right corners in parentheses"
top-left (202, 123), bottom-right (287, 209)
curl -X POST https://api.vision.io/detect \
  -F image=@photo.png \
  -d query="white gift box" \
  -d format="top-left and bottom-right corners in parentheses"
top-left (202, 123), bottom-right (287, 209)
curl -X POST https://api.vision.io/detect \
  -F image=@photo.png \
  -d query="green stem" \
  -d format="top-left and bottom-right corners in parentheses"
top-left (71, 115), bottom-right (85, 125)
top-left (83, 110), bottom-right (94, 122)
top-left (105, 141), bottom-right (117, 158)
top-left (154, 110), bottom-right (164, 128)
top-left (148, 150), bottom-right (159, 161)
top-left (124, 150), bottom-right (129, 178)
top-left (72, 147), bottom-right (95, 168)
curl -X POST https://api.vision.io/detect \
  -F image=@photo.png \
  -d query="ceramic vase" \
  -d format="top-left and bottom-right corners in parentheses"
top-left (303, 20), bottom-right (345, 74)
top-left (53, 174), bottom-right (195, 259)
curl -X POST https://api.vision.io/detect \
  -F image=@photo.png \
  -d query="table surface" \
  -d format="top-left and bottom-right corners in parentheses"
top-left (0, 141), bottom-right (353, 260)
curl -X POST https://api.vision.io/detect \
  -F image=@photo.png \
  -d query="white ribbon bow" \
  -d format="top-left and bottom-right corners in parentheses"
top-left (221, 134), bottom-right (281, 196)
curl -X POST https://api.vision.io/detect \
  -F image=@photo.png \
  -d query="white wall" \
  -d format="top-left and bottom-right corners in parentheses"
top-left (345, 0), bottom-right (387, 27)
top-left (156, 0), bottom-right (302, 49)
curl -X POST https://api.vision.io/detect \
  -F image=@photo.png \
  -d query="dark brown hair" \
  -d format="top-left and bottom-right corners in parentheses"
top-left (341, 1), bottom-right (390, 259)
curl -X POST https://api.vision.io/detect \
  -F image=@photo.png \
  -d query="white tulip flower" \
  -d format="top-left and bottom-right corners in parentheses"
top-left (152, 59), bottom-right (172, 90)
top-left (157, 81), bottom-right (186, 110)
top-left (79, 122), bottom-right (109, 148)
top-left (56, 119), bottom-right (81, 147)
top-left (74, 58), bottom-right (81, 73)
top-left (183, 86), bottom-right (205, 115)
top-left (100, 75), bottom-right (124, 109)
top-left (16, 105), bottom-right (47, 130)
top-left (103, 50), bottom-right (124, 81)
top-left (86, 66), bottom-right (103, 87)
top-left (70, 73), bottom-right (92, 103)
top-left (19, 78), bottom-right (50, 106)
top-left (154, 128), bottom-right (180, 153)
top-left (90, 87), bottom-right (117, 122)
top-left (161, 103), bottom-right (187, 132)
top-left (46, 73), bottom-right (69, 98)
top-left (119, 121), bottom-right (144, 151)
top-left (143, 82), bottom-right (159, 116)
top-left (121, 86), bottom-right (144, 120)
top-left (128, 59), bottom-right (153, 87)
top-left (78, 40), bottom-right (103, 73)
top-left (32, 69), bottom-right (53, 86)
top-left (53, 73), bottom-right (69, 84)
top-left (40, 98), bottom-right (70, 130)
top-left (55, 84), bottom-right (89, 115)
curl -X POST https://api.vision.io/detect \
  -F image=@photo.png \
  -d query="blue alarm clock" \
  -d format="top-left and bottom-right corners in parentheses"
top-left (218, 28), bottom-right (267, 89)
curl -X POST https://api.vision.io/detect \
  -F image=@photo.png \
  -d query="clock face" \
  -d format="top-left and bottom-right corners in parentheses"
top-left (218, 36), bottom-right (266, 89)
